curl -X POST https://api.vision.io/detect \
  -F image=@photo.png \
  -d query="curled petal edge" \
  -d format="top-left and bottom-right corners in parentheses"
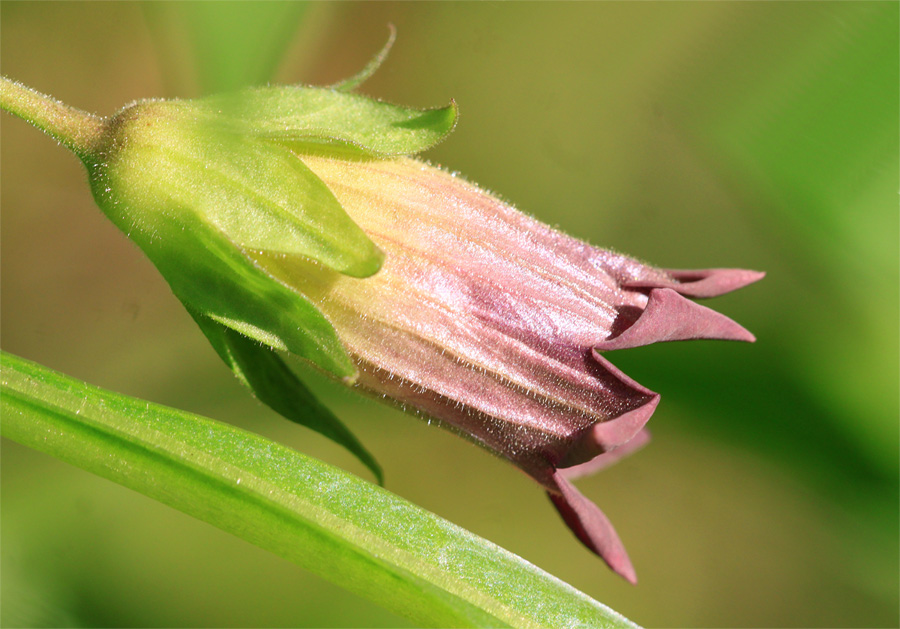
top-left (547, 471), bottom-right (637, 584)
top-left (560, 428), bottom-right (651, 481)
top-left (596, 287), bottom-right (756, 351)
top-left (623, 268), bottom-right (765, 298)
top-left (561, 351), bottom-right (659, 467)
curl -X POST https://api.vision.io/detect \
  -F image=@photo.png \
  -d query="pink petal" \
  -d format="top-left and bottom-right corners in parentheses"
top-left (560, 352), bottom-right (659, 467)
top-left (352, 338), bottom-right (657, 485)
top-left (255, 155), bottom-right (764, 580)
top-left (623, 268), bottom-right (765, 298)
top-left (595, 288), bottom-right (756, 351)
top-left (547, 471), bottom-right (637, 584)
top-left (560, 429), bottom-right (652, 481)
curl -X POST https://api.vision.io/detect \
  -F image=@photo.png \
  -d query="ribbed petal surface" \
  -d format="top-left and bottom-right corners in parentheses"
top-left (251, 156), bottom-right (762, 581)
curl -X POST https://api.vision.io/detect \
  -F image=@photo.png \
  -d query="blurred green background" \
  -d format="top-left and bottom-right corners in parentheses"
top-left (2, 2), bottom-right (897, 627)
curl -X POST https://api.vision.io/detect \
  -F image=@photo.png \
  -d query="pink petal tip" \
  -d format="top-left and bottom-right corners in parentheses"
top-left (548, 472), bottom-right (637, 584)
top-left (624, 268), bottom-right (765, 299)
top-left (596, 287), bottom-right (756, 351)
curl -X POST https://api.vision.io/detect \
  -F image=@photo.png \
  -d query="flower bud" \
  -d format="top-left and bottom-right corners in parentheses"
top-left (80, 76), bottom-right (760, 583)
top-left (251, 155), bottom-right (763, 583)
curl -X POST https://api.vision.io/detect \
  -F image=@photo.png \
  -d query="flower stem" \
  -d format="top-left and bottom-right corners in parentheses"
top-left (0, 76), bottom-right (105, 161)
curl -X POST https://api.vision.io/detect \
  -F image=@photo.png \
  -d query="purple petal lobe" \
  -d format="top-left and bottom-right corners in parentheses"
top-left (622, 268), bottom-right (765, 298)
top-left (547, 471), bottom-right (637, 584)
top-left (595, 288), bottom-right (756, 351)
top-left (560, 429), bottom-right (651, 481)
top-left (561, 352), bottom-right (659, 467)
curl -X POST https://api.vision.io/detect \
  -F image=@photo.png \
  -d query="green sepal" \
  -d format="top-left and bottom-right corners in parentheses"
top-left (156, 215), bottom-right (357, 380)
top-left (185, 124), bottom-right (384, 277)
top-left (202, 87), bottom-right (458, 157)
top-left (88, 156), bottom-right (357, 379)
top-left (330, 25), bottom-right (396, 93)
top-left (189, 312), bottom-right (383, 484)
top-left (101, 102), bottom-right (383, 278)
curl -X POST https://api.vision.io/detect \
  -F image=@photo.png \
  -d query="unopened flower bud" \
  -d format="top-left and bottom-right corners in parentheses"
top-left (251, 155), bottom-right (763, 583)
top-left (4, 55), bottom-right (761, 582)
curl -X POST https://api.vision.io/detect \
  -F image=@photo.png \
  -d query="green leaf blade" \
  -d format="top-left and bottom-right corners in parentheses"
top-left (0, 352), bottom-right (638, 629)
top-left (143, 2), bottom-right (311, 94)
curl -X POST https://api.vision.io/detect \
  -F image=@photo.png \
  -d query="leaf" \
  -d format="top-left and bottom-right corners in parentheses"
top-left (203, 87), bottom-right (458, 157)
top-left (0, 352), bottom-right (639, 629)
top-left (189, 312), bottom-right (383, 485)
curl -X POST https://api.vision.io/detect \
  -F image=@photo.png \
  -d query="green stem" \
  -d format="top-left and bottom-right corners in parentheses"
top-left (0, 76), bottom-right (105, 160)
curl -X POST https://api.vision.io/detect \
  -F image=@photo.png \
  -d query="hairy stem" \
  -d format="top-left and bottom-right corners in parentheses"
top-left (0, 76), bottom-right (105, 160)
